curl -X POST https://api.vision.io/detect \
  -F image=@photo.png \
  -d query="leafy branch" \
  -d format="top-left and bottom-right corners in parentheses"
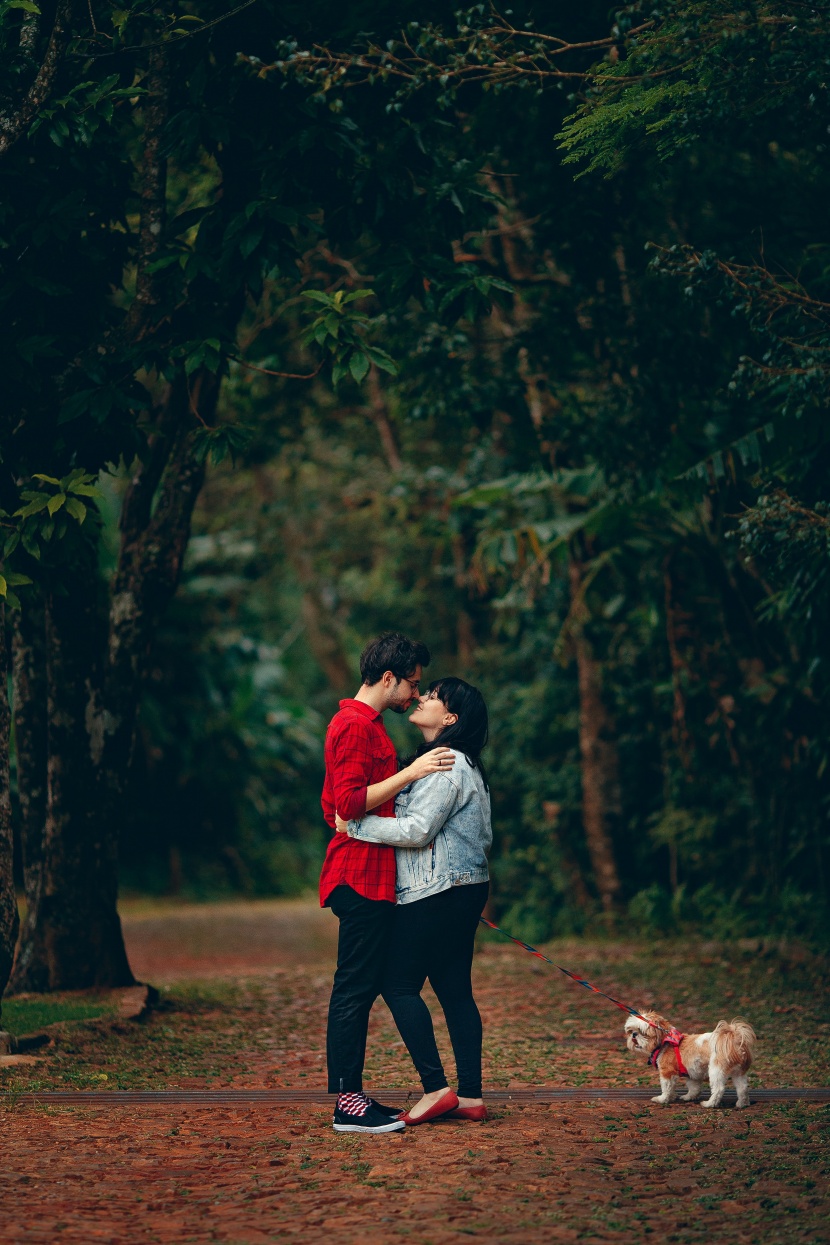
top-left (557, 2), bottom-right (830, 176)
top-left (4, 468), bottom-right (98, 548)
top-left (243, 6), bottom-right (652, 104)
top-left (299, 289), bottom-right (397, 385)
top-left (0, 469), bottom-right (101, 602)
top-left (0, 0), bottom-right (75, 157)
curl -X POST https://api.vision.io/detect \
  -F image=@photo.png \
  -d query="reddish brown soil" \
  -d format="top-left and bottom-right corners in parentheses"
top-left (2, 901), bottom-right (828, 1243)
top-left (3, 1099), bottom-right (827, 1243)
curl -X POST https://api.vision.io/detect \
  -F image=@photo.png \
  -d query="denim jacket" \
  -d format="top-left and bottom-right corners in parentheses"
top-left (348, 749), bottom-right (491, 904)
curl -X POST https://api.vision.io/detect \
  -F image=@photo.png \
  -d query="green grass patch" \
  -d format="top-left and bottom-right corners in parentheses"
top-left (1, 998), bottom-right (114, 1036)
top-left (2, 978), bottom-right (277, 1092)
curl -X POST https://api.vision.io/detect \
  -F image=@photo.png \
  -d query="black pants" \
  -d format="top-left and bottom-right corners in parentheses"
top-left (325, 885), bottom-right (395, 1094)
top-left (381, 881), bottom-right (489, 1099)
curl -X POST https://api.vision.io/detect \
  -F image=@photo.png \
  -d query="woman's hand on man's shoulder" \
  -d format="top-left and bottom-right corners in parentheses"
top-left (406, 748), bottom-right (456, 783)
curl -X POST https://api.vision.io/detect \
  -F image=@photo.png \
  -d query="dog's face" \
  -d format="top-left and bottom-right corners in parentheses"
top-left (624, 1011), bottom-right (671, 1055)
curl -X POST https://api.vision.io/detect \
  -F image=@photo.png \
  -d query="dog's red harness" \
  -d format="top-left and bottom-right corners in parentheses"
top-left (648, 1027), bottom-right (688, 1077)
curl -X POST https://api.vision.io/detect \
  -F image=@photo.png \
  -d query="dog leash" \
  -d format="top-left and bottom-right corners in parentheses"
top-left (478, 916), bottom-right (668, 1033)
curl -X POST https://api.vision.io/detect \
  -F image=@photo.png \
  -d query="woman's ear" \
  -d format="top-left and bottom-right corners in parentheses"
top-left (442, 712), bottom-right (459, 727)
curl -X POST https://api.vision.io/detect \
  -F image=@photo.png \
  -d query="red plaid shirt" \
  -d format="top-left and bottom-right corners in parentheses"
top-left (319, 699), bottom-right (398, 906)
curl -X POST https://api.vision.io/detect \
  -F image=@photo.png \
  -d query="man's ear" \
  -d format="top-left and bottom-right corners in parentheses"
top-left (381, 670), bottom-right (397, 689)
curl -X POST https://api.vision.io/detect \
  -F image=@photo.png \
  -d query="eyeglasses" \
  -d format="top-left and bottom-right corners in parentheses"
top-left (399, 677), bottom-right (420, 692)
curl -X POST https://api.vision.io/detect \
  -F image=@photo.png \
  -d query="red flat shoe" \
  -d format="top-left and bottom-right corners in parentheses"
top-left (446, 1104), bottom-right (488, 1122)
top-left (399, 1089), bottom-right (459, 1125)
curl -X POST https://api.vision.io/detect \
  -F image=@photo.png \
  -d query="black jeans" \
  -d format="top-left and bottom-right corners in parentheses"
top-left (325, 885), bottom-right (395, 1094)
top-left (381, 881), bottom-right (489, 1099)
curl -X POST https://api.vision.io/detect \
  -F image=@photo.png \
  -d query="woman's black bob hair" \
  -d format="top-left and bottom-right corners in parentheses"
top-left (416, 677), bottom-right (489, 788)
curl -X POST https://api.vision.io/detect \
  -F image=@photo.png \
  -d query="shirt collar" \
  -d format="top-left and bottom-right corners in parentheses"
top-left (339, 698), bottom-right (383, 722)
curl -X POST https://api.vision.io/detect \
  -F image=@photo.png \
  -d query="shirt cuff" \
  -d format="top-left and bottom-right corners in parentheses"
top-left (348, 819), bottom-right (365, 838)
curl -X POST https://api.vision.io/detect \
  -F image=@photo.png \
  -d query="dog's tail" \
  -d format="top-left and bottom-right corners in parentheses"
top-left (712, 1018), bottom-right (756, 1071)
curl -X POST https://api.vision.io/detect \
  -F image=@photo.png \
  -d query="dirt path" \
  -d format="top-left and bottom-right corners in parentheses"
top-left (2, 900), bottom-right (828, 1243)
top-left (5, 1097), bottom-right (827, 1244)
top-left (120, 897), bottom-right (339, 979)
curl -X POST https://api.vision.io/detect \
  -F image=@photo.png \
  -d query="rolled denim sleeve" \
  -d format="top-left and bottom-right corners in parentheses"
top-left (348, 772), bottom-right (459, 848)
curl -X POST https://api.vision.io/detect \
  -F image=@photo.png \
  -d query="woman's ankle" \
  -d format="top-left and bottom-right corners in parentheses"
top-left (409, 1087), bottom-right (452, 1118)
top-left (421, 1086), bottom-right (451, 1103)
top-left (457, 1095), bottom-right (484, 1107)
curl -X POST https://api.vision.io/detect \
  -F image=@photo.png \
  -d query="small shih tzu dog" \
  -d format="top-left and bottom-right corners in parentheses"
top-left (625, 1010), bottom-right (756, 1108)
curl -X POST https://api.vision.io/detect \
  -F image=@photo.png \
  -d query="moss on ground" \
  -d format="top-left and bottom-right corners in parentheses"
top-left (2, 996), bottom-right (115, 1036)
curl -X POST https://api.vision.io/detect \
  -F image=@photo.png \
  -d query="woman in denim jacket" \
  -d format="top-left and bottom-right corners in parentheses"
top-left (336, 677), bottom-right (492, 1125)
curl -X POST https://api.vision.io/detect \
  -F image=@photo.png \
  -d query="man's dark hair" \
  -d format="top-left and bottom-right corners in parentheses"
top-left (360, 632), bottom-right (431, 686)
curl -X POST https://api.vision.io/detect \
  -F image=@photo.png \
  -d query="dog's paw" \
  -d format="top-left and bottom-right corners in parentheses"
top-left (700, 1099), bottom-right (716, 1108)
top-left (735, 1099), bottom-right (750, 1109)
top-left (650, 1095), bottom-right (669, 1104)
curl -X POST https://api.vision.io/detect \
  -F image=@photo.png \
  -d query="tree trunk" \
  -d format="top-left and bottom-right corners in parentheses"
top-left (0, 607), bottom-right (20, 1013)
top-left (13, 554), bottom-right (135, 990)
top-left (451, 533), bottom-right (475, 667)
top-left (8, 40), bottom-right (232, 990)
top-left (11, 378), bottom-right (216, 990)
top-left (7, 594), bottom-right (48, 992)
top-left (542, 800), bottom-right (591, 911)
top-left (299, 589), bottom-right (353, 693)
top-left (95, 376), bottom-right (214, 808)
top-left (367, 365), bottom-right (402, 472)
top-left (568, 553), bottom-right (622, 916)
top-left (283, 507), bottom-right (353, 694)
top-left (9, 29), bottom-right (227, 991)
top-left (0, 0), bottom-right (75, 159)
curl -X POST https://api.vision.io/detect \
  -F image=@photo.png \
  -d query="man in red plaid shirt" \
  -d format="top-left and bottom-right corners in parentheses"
top-left (321, 632), bottom-right (456, 1133)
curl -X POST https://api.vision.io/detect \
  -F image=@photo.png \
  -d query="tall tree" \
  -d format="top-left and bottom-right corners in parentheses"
top-left (568, 551), bottom-right (622, 915)
top-left (1, 0), bottom-right (510, 989)
top-left (0, 609), bottom-right (19, 1010)
top-left (9, 597), bottom-right (48, 992)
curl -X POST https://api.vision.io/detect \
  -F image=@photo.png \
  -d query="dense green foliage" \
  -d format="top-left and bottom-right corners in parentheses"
top-left (115, 5), bottom-right (830, 945)
top-left (4, 1), bottom-right (829, 944)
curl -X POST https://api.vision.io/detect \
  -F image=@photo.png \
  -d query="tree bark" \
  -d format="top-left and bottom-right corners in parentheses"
top-left (8, 19), bottom-right (236, 988)
top-left (542, 800), bottom-right (591, 911)
top-left (296, 582), bottom-right (352, 693)
top-left (95, 375), bottom-right (214, 804)
top-left (367, 365), bottom-right (402, 471)
top-left (8, 46), bottom-right (221, 988)
top-left (7, 594), bottom-right (48, 992)
top-left (0, 0), bottom-right (76, 158)
top-left (0, 607), bottom-right (20, 1013)
top-left (12, 551), bottom-right (135, 990)
top-left (451, 532), bottom-right (475, 668)
top-left (663, 561), bottom-right (694, 774)
top-left (282, 505), bottom-right (353, 694)
top-left (121, 44), bottom-right (170, 342)
top-left (11, 377), bottom-right (217, 990)
top-left (568, 553), bottom-right (622, 916)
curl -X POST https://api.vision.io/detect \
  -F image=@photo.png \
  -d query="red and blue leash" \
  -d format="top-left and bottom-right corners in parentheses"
top-left (478, 916), bottom-right (668, 1033)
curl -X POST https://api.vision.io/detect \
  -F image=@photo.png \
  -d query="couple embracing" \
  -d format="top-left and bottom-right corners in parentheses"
top-left (320, 632), bottom-right (492, 1134)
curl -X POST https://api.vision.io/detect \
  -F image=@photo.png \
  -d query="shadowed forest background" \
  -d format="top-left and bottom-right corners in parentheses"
top-left (2, 0), bottom-right (830, 1005)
